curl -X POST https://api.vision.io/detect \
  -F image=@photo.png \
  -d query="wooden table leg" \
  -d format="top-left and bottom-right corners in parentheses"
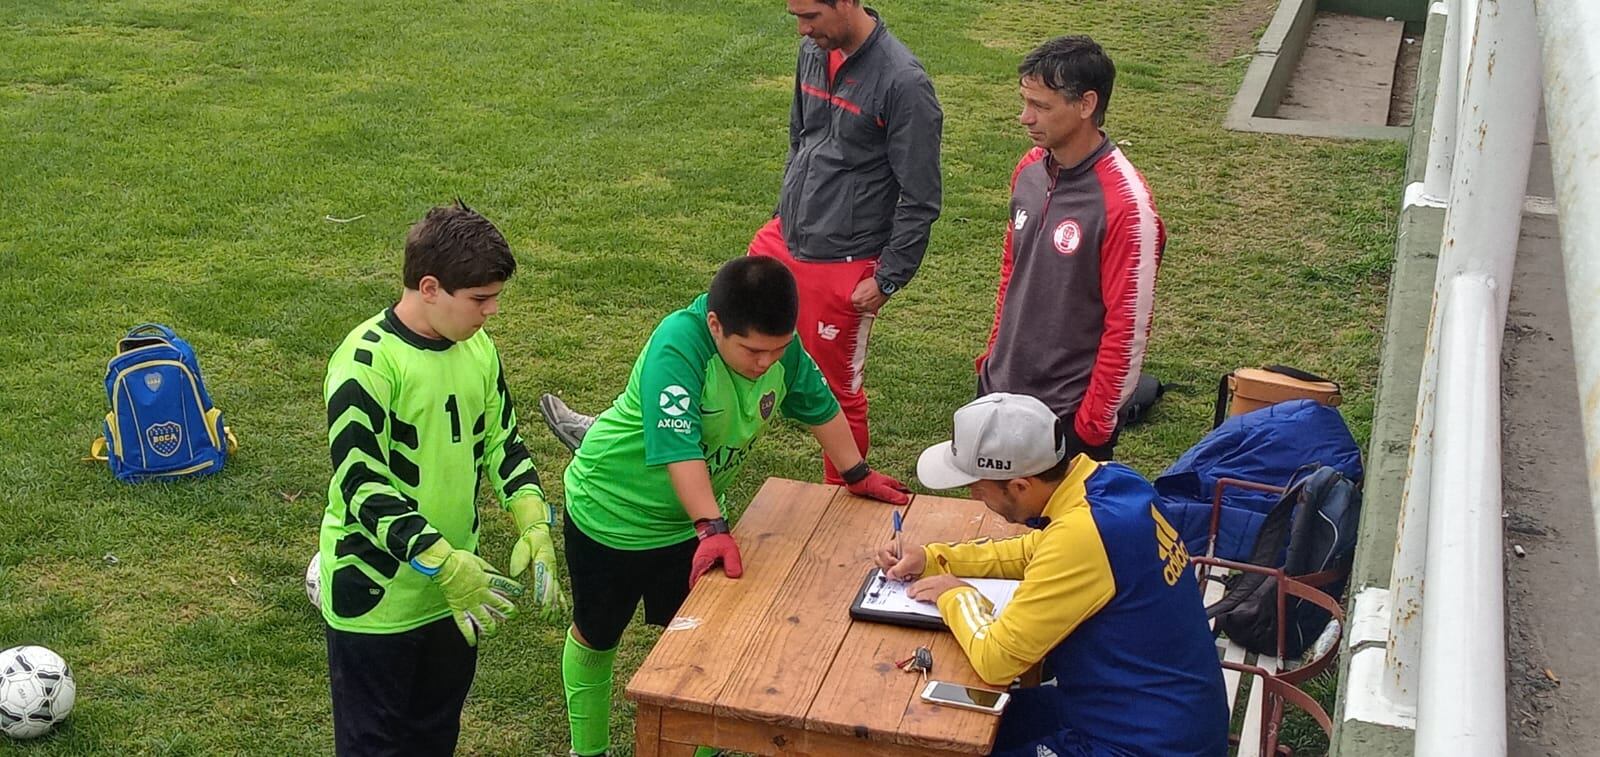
top-left (635, 703), bottom-right (664, 757)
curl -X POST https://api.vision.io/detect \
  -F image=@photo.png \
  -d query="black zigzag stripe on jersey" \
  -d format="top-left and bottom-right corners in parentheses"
top-left (361, 330), bottom-right (381, 343)
top-left (472, 414), bottom-right (487, 459)
top-left (336, 532), bottom-right (400, 578)
top-left (495, 363), bottom-right (514, 429)
top-left (355, 492), bottom-right (413, 529)
top-left (472, 472), bottom-right (482, 534)
top-left (330, 424), bottom-right (384, 471)
top-left (339, 462), bottom-right (387, 504)
top-left (389, 412), bottom-right (419, 449)
top-left (498, 435), bottom-right (532, 480)
top-left (499, 436), bottom-right (541, 498)
top-left (389, 449), bottom-right (420, 488)
top-left (327, 379), bottom-right (385, 435)
top-left (354, 349), bottom-right (374, 366)
top-left (386, 513), bottom-right (438, 561)
top-left (473, 413), bottom-right (486, 435)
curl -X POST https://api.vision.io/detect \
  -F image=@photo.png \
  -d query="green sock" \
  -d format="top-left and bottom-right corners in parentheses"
top-left (693, 747), bottom-right (720, 757)
top-left (562, 629), bottom-right (618, 757)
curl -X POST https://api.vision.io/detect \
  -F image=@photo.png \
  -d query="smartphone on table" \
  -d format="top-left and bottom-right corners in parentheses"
top-left (919, 680), bottom-right (1010, 714)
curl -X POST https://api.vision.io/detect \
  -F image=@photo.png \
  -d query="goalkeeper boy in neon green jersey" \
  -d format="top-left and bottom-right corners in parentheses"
top-left (558, 256), bottom-right (911, 757)
top-left (318, 201), bottom-right (563, 757)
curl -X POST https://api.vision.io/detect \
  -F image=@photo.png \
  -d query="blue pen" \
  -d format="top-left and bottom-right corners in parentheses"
top-left (892, 510), bottom-right (904, 563)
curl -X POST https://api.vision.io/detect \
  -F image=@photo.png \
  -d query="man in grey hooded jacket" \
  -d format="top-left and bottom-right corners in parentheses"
top-left (749, 0), bottom-right (943, 484)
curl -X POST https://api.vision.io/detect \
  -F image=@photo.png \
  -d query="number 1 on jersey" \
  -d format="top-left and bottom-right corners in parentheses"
top-left (445, 394), bottom-right (461, 443)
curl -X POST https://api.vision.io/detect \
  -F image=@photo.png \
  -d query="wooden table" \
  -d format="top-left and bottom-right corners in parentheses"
top-left (626, 477), bottom-right (1029, 756)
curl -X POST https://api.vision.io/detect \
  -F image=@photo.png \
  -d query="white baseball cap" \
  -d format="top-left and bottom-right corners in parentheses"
top-left (917, 393), bottom-right (1068, 490)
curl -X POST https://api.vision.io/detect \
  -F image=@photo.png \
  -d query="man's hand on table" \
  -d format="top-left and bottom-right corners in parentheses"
top-left (874, 539), bottom-right (926, 580)
top-left (907, 573), bottom-right (974, 603)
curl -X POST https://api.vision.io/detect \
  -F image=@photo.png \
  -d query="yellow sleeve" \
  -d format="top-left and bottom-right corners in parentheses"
top-left (922, 532), bottom-right (1040, 580)
top-left (934, 508), bottom-right (1117, 685)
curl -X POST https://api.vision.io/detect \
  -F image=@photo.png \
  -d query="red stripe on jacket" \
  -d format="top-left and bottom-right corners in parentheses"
top-left (800, 82), bottom-right (863, 116)
top-left (1075, 149), bottom-right (1164, 446)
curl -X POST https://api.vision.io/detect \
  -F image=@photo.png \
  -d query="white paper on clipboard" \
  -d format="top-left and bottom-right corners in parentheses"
top-left (855, 568), bottom-right (1021, 620)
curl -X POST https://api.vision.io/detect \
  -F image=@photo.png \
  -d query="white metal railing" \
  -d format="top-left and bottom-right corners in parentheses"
top-left (1350, 0), bottom-right (1568, 753)
top-left (1535, 1), bottom-right (1600, 593)
top-left (1409, 3), bottom-right (1538, 753)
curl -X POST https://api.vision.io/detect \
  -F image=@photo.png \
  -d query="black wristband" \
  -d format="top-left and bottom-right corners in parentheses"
top-left (694, 517), bottom-right (730, 539)
top-left (840, 461), bottom-right (871, 485)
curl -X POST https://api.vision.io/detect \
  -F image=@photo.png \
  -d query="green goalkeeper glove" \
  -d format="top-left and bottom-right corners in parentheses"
top-left (508, 493), bottom-right (567, 620)
top-left (412, 540), bottom-right (523, 647)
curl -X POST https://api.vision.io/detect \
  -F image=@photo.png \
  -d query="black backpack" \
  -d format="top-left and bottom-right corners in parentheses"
top-left (1207, 466), bottom-right (1361, 658)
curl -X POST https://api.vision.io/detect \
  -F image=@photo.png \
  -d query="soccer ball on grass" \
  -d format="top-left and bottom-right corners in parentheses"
top-left (0, 645), bottom-right (76, 739)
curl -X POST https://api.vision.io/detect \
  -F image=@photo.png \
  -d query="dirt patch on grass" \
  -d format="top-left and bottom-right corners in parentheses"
top-left (749, 74), bottom-right (789, 91)
top-left (1388, 31), bottom-right (1422, 126)
top-left (1207, 0), bottom-right (1280, 63)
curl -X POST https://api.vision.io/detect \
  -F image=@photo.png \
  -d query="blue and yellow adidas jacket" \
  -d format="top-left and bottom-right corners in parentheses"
top-left (928, 456), bottom-right (1228, 756)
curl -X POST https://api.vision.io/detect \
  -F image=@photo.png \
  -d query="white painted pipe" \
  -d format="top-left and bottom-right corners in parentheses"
top-left (1415, 276), bottom-right (1506, 756)
top-left (1419, 0), bottom-right (1461, 203)
top-left (1413, 0), bottom-right (1539, 752)
top-left (1533, 0), bottom-right (1600, 597)
top-left (1434, 0), bottom-right (1539, 316)
top-left (1383, 317), bottom-right (1434, 707)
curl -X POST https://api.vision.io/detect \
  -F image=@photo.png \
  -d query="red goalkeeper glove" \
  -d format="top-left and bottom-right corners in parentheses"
top-left (844, 464), bottom-right (911, 505)
top-left (689, 518), bottom-right (744, 588)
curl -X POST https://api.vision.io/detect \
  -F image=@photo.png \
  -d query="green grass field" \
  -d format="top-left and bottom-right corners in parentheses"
top-left (0, 0), bottom-right (1403, 753)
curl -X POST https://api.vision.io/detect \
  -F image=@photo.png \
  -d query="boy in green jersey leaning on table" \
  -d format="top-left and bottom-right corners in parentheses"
top-left (559, 256), bottom-right (910, 757)
top-left (318, 201), bottom-right (563, 756)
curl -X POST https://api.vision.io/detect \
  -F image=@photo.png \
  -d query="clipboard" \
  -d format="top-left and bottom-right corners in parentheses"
top-left (848, 568), bottom-right (1021, 631)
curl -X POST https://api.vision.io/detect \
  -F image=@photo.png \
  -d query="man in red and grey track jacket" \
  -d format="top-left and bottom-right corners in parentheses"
top-left (977, 35), bottom-right (1165, 462)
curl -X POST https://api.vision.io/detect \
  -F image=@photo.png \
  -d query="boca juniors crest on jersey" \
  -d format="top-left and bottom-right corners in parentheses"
top-left (760, 391), bottom-right (776, 420)
top-left (145, 421), bottom-right (183, 457)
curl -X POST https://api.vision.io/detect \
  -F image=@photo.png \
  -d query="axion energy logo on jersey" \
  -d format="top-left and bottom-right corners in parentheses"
top-left (1052, 219), bottom-right (1082, 255)
top-left (145, 421), bottom-right (183, 457)
top-left (658, 385), bottom-right (691, 416)
top-left (657, 385), bottom-right (694, 433)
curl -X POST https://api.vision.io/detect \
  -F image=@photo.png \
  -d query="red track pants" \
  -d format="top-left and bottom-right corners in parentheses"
top-left (748, 217), bottom-right (874, 485)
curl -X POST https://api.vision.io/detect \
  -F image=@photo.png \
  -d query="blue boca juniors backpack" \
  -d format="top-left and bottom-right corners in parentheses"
top-left (91, 324), bottom-right (237, 482)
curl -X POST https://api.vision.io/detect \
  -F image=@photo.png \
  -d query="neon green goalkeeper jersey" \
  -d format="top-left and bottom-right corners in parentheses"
top-left (565, 294), bottom-right (840, 550)
top-left (319, 308), bottom-right (545, 634)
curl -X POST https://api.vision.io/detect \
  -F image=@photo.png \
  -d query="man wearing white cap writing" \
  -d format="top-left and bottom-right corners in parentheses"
top-left (876, 393), bottom-right (1225, 757)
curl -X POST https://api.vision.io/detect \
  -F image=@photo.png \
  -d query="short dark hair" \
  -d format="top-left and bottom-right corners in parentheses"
top-left (706, 257), bottom-right (799, 337)
top-left (403, 200), bottom-right (516, 293)
top-left (1019, 35), bottom-right (1116, 127)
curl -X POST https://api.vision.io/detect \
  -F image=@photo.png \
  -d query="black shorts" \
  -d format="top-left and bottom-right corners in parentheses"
top-left (326, 617), bottom-right (476, 757)
top-left (564, 511), bottom-right (699, 651)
